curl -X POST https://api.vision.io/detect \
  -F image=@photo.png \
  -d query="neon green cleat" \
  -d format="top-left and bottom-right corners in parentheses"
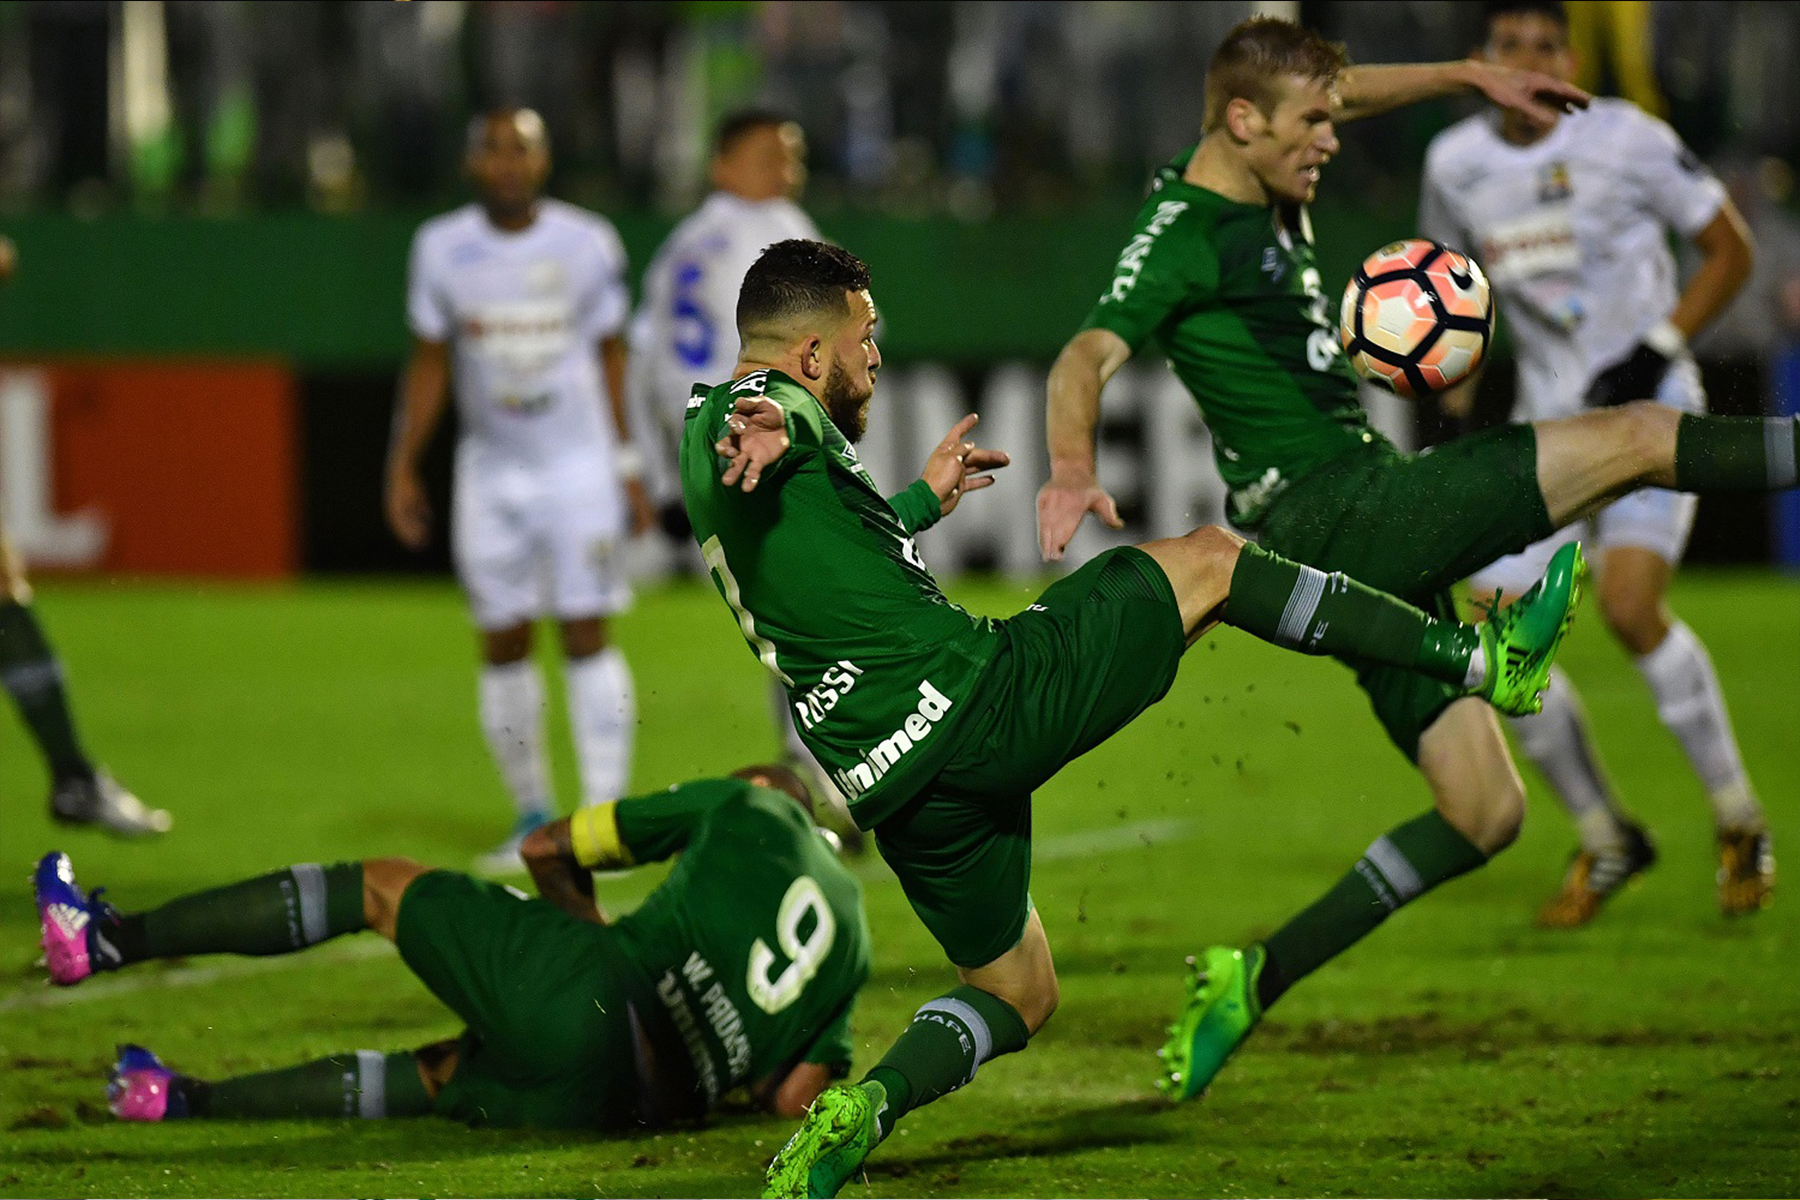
top-left (1474, 540), bottom-right (1587, 717)
top-left (1156, 944), bottom-right (1264, 1102)
top-left (763, 1080), bottom-right (884, 1199)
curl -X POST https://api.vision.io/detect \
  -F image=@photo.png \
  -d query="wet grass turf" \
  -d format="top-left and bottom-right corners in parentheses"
top-left (1, 571), bottom-right (1796, 1197)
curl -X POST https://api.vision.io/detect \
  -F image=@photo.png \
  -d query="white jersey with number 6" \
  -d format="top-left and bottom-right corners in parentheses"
top-left (629, 193), bottom-right (819, 497)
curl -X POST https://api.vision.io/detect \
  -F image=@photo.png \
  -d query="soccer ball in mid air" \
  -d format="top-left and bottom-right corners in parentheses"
top-left (1339, 239), bottom-right (1493, 398)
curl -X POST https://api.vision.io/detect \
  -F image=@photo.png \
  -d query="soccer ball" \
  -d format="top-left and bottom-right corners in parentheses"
top-left (1339, 239), bottom-right (1493, 398)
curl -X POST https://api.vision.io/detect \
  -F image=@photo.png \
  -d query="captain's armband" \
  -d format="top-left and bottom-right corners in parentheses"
top-left (569, 802), bottom-right (636, 870)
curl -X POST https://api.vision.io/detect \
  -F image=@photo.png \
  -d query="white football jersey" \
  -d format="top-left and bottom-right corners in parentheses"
top-left (630, 191), bottom-right (820, 429)
top-left (407, 199), bottom-right (630, 464)
top-left (1420, 98), bottom-right (1725, 419)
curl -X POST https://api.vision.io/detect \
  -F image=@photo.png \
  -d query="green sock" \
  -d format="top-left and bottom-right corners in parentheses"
top-left (107, 863), bottom-right (366, 966)
top-left (1256, 811), bottom-right (1487, 1010)
top-left (183, 1050), bottom-right (431, 1119)
top-left (1673, 414), bottom-right (1799, 491)
top-left (0, 601), bottom-right (94, 782)
top-left (862, 984), bottom-right (1031, 1140)
top-left (1226, 544), bottom-right (1479, 687)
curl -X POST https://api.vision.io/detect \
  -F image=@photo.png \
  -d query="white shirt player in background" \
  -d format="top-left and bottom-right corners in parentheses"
top-left (387, 109), bottom-right (656, 873)
top-left (1421, 0), bottom-right (1772, 926)
top-left (627, 111), bottom-right (862, 850)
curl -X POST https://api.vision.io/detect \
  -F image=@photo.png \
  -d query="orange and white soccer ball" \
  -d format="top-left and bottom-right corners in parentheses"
top-left (1339, 239), bottom-right (1493, 398)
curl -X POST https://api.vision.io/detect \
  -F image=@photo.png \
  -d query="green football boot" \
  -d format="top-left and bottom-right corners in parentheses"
top-left (763, 1080), bottom-right (884, 1199)
top-left (1474, 540), bottom-right (1587, 717)
top-left (1156, 944), bottom-right (1264, 1102)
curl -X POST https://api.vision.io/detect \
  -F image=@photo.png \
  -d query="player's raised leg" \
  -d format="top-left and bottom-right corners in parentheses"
top-left (767, 912), bottom-right (1050, 1199)
top-left (1532, 403), bottom-right (1798, 526)
top-left (1136, 525), bottom-right (1585, 717)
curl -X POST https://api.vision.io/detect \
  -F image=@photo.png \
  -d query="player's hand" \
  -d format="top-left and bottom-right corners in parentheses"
top-left (624, 477), bottom-right (657, 536)
top-left (1464, 61), bottom-right (1589, 132)
top-left (384, 465), bottom-right (432, 549)
top-left (1036, 473), bottom-right (1123, 562)
top-left (1584, 340), bottom-right (1674, 408)
top-left (922, 414), bottom-right (1010, 518)
top-left (715, 396), bottom-right (789, 492)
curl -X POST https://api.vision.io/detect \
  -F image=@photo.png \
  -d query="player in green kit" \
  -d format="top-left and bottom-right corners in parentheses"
top-left (1037, 15), bottom-right (1800, 1105)
top-left (681, 239), bottom-right (1584, 1198)
top-left (36, 765), bottom-right (867, 1130)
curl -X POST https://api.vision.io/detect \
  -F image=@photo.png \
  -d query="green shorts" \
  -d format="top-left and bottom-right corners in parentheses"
top-left (394, 870), bottom-right (641, 1129)
top-left (1251, 425), bottom-right (1553, 760)
top-left (874, 546), bottom-right (1187, 968)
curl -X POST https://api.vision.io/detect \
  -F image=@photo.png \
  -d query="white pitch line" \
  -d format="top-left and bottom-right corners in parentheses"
top-left (3, 818), bottom-right (1197, 1013)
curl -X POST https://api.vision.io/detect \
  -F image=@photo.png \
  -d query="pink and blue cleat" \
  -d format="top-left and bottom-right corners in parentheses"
top-left (108, 1045), bottom-right (187, 1121)
top-left (33, 850), bottom-right (118, 985)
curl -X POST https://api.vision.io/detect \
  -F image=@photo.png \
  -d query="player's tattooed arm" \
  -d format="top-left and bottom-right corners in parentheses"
top-left (521, 818), bottom-right (608, 925)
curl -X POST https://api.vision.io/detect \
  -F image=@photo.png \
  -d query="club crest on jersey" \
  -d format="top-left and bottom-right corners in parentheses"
top-left (1537, 161), bottom-right (1572, 203)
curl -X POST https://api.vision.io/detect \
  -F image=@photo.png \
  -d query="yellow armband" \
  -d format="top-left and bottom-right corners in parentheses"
top-left (570, 802), bottom-right (634, 870)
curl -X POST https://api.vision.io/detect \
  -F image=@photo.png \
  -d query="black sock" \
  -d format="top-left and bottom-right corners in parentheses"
top-left (0, 601), bottom-right (94, 782)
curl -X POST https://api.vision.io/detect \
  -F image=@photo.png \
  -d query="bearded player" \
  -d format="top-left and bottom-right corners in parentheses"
top-left (684, 239), bottom-right (1583, 1197)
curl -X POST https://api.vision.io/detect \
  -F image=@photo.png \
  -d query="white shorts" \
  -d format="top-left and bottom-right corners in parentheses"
top-left (451, 445), bottom-right (630, 631)
top-left (1471, 358), bottom-right (1703, 596)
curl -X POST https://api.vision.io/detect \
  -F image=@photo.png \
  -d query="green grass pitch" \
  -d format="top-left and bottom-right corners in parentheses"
top-left (1, 570), bottom-right (1796, 1198)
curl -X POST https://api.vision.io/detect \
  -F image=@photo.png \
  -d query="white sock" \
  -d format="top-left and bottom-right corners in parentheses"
top-left (1508, 667), bottom-right (1628, 852)
top-left (478, 660), bottom-right (553, 818)
top-left (771, 676), bottom-right (809, 760)
top-left (567, 647), bottom-right (634, 806)
top-left (1635, 620), bottom-right (1763, 830)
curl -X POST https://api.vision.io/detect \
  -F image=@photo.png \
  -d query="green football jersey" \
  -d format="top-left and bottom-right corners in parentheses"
top-left (1081, 148), bottom-right (1387, 527)
top-left (679, 368), bottom-right (999, 826)
top-left (606, 779), bottom-right (873, 1104)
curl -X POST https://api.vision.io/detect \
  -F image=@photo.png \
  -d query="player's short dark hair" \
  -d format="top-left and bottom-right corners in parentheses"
top-left (1204, 17), bottom-right (1350, 132)
top-left (1482, 0), bottom-right (1568, 32)
top-left (731, 763), bottom-right (815, 817)
top-left (737, 239), bottom-right (871, 337)
top-left (715, 108), bottom-right (794, 158)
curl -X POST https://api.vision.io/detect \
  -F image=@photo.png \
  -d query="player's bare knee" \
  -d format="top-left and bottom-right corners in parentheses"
top-left (1440, 775), bottom-right (1525, 855)
top-left (559, 617), bottom-right (606, 658)
top-left (1616, 401), bottom-right (1680, 474)
top-left (1181, 524), bottom-right (1246, 568)
top-left (481, 624), bottom-right (533, 665)
top-left (362, 857), bottom-right (427, 939)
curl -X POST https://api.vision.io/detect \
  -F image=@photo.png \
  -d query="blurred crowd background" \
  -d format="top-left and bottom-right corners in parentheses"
top-left (1, 0), bottom-right (1797, 578)
top-left (1, 1), bottom-right (1796, 222)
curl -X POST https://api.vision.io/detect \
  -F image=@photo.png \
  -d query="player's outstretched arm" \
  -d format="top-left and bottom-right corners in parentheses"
top-left (520, 818), bottom-right (608, 925)
top-left (715, 395), bottom-right (793, 492)
top-left (1335, 60), bottom-right (1588, 130)
top-left (1039, 328), bottom-right (1132, 561)
top-left (385, 337), bottom-right (450, 549)
top-left (917, 413), bottom-right (1010, 521)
